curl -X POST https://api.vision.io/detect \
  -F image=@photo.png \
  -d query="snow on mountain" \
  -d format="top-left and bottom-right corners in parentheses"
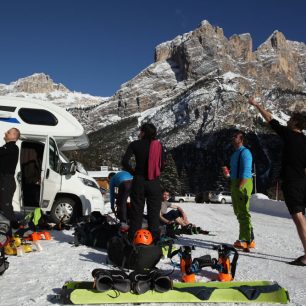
top-left (0, 73), bottom-right (109, 109)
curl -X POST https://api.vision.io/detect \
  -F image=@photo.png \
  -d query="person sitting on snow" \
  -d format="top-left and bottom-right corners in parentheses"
top-left (160, 190), bottom-right (191, 226)
top-left (160, 190), bottom-right (209, 236)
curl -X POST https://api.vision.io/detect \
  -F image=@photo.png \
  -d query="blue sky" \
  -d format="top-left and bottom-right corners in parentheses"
top-left (0, 0), bottom-right (305, 97)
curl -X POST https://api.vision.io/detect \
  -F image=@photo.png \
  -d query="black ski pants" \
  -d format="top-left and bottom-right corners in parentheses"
top-left (0, 174), bottom-right (17, 222)
top-left (128, 176), bottom-right (162, 242)
top-left (116, 180), bottom-right (132, 223)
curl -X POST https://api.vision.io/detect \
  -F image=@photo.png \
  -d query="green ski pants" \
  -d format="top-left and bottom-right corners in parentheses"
top-left (231, 179), bottom-right (253, 242)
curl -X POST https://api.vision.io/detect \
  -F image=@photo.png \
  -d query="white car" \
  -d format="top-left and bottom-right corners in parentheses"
top-left (209, 191), bottom-right (232, 204)
top-left (174, 194), bottom-right (196, 203)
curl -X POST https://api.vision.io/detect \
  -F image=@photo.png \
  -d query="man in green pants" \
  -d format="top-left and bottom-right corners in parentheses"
top-left (230, 131), bottom-right (254, 250)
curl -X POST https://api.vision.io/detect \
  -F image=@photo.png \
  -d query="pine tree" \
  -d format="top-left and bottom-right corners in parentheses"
top-left (160, 153), bottom-right (181, 195)
top-left (180, 165), bottom-right (190, 194)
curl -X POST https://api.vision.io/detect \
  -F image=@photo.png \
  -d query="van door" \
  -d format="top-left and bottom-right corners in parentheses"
top-left (40, 136), bottom-right (61, 210)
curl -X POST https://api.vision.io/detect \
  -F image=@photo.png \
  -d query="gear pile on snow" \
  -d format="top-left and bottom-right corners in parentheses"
top-left (73, 212), bottom-right (120, 249)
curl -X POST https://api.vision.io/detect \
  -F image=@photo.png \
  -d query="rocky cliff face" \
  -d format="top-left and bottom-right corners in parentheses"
top-left (69, 20), bottom-right (305, 134)
top-left (70, 20), bottom-right (305, 194)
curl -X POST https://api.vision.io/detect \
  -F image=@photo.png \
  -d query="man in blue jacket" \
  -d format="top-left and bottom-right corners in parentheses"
top-left (230, 130), bottom-right (254, 250)
top-left (108, 171), bottom-right (133, 230)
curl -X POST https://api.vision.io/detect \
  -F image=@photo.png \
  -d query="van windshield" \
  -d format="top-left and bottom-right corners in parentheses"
top-left (59, 151), bottom-right (70, 163)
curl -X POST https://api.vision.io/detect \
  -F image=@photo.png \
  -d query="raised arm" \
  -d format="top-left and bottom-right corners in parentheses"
top-left (248, 97), bottom-right (273, 123)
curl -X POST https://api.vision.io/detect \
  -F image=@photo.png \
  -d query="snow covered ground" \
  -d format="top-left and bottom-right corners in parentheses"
top-left (1, 195), bottom-right (305, 306)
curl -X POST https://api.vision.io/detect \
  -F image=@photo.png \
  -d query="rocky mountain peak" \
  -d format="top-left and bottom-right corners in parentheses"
top-left (255, 31), bottom-right (306, 89)
top-left (258, 30), bottom-right (288, 52)
top-left (0, 73), bottom-right (107, 109)
top-left (12, 73), bottom-right (69, 93)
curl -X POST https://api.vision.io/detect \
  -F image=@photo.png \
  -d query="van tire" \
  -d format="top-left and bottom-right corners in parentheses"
top-left (50, 197), bottom-right (77, 224)
top-left (221, 198), bottom-right (226, 204)
top-left (179, 199), bottom-right (184, 203)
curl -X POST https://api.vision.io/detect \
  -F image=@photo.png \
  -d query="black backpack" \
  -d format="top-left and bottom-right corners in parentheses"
top-left (73, 212), bottom-right (120, 249)
top-left (107, 235), bottom-right (162, 272)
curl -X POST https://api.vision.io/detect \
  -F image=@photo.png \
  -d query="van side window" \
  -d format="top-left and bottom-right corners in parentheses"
top-left (19, 108), bottom-right (58, 126)
top-left (49, 138), bottom-right (60, 173)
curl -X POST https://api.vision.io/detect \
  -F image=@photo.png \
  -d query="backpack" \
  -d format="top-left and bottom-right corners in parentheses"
top-left (107, 235), bottom-right (162, 272)
top-left (73, 212), bottom-right (120, 249)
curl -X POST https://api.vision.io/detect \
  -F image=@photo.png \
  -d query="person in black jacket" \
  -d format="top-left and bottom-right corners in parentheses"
top-left (122, 123), bottom-right (164, 242)
top-left (248, 97), bottom-right (306, 266)
top-left (0, 128), bottom-right (20, 228)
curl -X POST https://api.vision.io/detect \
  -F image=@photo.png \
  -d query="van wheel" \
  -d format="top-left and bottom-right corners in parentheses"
top-left (179, 199), bottom-right (184, 203)
top-left (221, 198), bottom-right (226, 204)
top-left (50, 197), bottom-right (77, 224)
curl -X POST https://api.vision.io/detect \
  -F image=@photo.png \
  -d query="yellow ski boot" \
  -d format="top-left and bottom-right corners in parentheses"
top-left (12, 236), bottom-right (22, 247)
top-left (21, 241), bottom-right (33, 253)
top-left (4, 242), bottom-right (17, 256)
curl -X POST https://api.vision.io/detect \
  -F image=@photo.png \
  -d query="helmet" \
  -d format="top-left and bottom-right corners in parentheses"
top-left (133, 229), bottom-right (153, 245)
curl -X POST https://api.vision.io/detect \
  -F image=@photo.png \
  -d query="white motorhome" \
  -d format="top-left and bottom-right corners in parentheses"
top-left (0, 96), bottom-right (104, 223)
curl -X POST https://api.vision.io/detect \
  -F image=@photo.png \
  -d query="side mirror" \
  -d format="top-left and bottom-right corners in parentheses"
top-left (60, 161), bottom-right (76, 175)
top-left (16, 171), bottom-right (22, 183)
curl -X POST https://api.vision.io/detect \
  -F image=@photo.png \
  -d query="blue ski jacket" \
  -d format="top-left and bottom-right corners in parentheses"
top-left (230, 146), bottom-right (253, 179)
top-left (109, 171), bottom-right (133, 208)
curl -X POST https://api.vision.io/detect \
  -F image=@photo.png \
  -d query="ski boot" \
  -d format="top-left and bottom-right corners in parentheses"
top-left (92, 268), bottom-right (130, 293)
top-left (130, 269), bottom-right (172, 294)
top-left (233, 240), bottom-right (255, 252)
top-left (191, 226), bottom-right (210, 235)
top-left (21, 241), bottom-right (33, 253)
top-left (4, 242), bottom-right (17, 256)
top-left (191, 226), bottom-right (200, 234)
top-left (12, 236), bottom-right (22, 247)
top-left (5, 237), bottom-right (27, 256)
top-left (181, 224), bottom-right (194, 235)
top-left (152, 271), bottom-right (172, 292)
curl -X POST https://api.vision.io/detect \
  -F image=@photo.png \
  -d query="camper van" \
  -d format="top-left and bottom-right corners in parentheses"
top-left (0, 96), bottom-right (104, 223)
